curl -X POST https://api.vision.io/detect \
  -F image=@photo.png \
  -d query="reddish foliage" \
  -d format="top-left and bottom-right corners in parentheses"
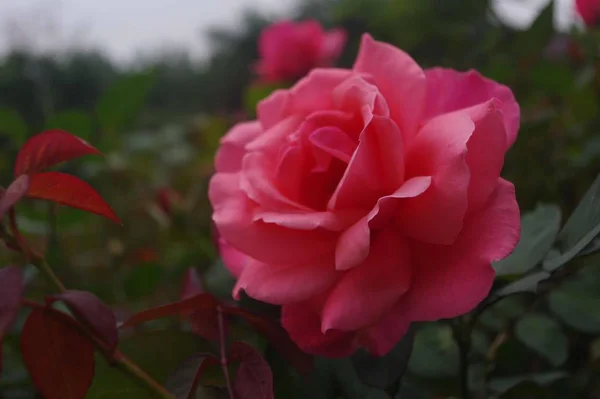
top-left (20, 308), bottom-right (95, 399)
top-left (47, 290), bottom-right (119, 352)
top-left (0, 175), bottom-right (30, 220)
top-left (165, 353), bottom-right (219, 399)
top-left (27, 172), bottom-right (121, 224)
top-left (156, 187), bottom-right (183, 215)
top-left (121, 293), bottom-right (220, 329)
top-left (230, 341), bottom-right (274, 399)
top-left (179, 269), bottom-right (220, 341)
top-left (0, 266), bottom-right (24, 374)
top-left (14, 129), bottom-right (100, 176)
top-left (224, 306), bottom-right (313, 374)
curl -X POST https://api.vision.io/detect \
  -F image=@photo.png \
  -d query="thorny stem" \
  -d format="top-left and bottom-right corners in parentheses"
top-left (453, 318), bottom-right (472, 399)
top-left (218, 305), bottom-right (235, 399)
top-left (14, 227), bottom-right (175, 399)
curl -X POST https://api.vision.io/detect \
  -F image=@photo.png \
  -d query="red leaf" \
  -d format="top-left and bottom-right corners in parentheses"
top-left (230, 341), bottom-right (274, 399)
top-left (121, 293), bottom-right (220, 329)
top-left (164, 353), bottom-right (219, 399)
top-left (27, 172), bottom-right (121, 224)
top-left (46, 290), bottom-right (118, 352)
top-left (14, 130), bottom-right (100, 176)
top-left (21, 308), bottom-right (94, 399)
top-left (0, 266), bottom-right (24, 375)
top-left (0, 175), bottom-right (30, 220)
top-left (180, 269), bottom-right (220, 341)
top-left (224, 306), bottom-right (313, 374)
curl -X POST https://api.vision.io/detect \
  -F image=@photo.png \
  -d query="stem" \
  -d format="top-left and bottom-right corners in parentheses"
top-left (453, 319), bottom-right (471, 399)
top-left (218, 306), bottom-right (235, 399)
top-left (33, 258), bottom-right (67, 293)
top-left (116, 352), bottom-right (176, 399)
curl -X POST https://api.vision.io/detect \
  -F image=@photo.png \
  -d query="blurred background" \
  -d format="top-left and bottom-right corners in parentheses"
top-left (2, 0), bottom-right (600, 398)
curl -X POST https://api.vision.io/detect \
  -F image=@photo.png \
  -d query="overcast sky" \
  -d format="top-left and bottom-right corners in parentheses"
top-left (0, 0), bottom-right (578, 64)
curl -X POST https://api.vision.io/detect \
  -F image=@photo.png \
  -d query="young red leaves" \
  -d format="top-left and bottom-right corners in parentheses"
top-left (14, 130), bottom-right (100, 176)
top-left (0, 266), bottom-right (25, 375)
top-left (21, 308), bottom-right (95, 399)
top-left (230, 341), bottom-right (274, 399)
top-left (46, 290), bottom-right (119, 353)
top-left (1, 129), bottom-right (120, 224)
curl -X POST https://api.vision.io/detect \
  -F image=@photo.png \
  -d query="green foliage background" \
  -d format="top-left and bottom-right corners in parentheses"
top-left (2, 0), bottom-right (600, 398)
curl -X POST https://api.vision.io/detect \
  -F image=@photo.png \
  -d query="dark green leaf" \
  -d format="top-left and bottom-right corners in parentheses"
top-left (545, 173), bottom-right (600, 271)
top-left (492, 271), bottom-right (550, 299)
top-left (86, 330), bottom-right (213, 399)
top-left (488, 372), bottom-right (568, 394)
top-left (548, 266), bottom-right (600, 333)
top-left (515, 314), bottom-right (568, 366)
top-left (351, 327), bottom-right (414, 389)
top-left (494, 204), bottom-right (561, 277)
top-left (478, 296), bottom-right (528, 332)
top-left (408, 323), bottom-right (459, 378)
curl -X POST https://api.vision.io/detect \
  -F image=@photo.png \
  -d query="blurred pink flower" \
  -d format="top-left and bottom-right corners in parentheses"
top-left (212, 34), bottom-right (521, 357)
top-left (577, 0), bottom-right (600, 26)
top-left (255, 20), bottom-right (346, 82)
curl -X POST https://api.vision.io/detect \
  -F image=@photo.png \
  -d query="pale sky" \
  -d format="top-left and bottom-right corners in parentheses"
top-left (0, 0), bottom-right (580, 64)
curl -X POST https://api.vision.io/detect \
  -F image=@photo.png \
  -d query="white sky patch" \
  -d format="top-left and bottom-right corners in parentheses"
top-left (0, 0), bottom-right (581, 63)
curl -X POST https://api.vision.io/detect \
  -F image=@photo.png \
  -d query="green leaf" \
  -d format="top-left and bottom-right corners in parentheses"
top-left (492, 271), bottom-right (551, 300)
top-left (494, 204), bottom-right (561, 277)
top-left (45, 110), bottom-right (94, 141)
top-left (545, 173), bottom-right (600, 271)
top-left (123, 263), bottom-right (164, 300)
top-left (328, 358), bottom-right (391, 399)
top-left (478, 296), bottom-right (528, 332)
top-left (351, 327), bottom-right (414, 389)
top-left (0, 107), bottom-right (28, 145)
top-left (86, 330), bottom-right (213, 399)
top-left (488, 371), bottom-right (568, 394)
top-left (515, 314), bottom-right (568, 367)
top-left (408, 323), bottom-right (459, 378)
top-left (548, 266), bottom-right (600, 333)
top-left (96, 71), bottom-right (156, 136)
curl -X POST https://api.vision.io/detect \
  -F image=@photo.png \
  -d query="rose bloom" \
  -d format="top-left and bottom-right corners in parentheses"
top-left (577, 0), bottom-right (600, 26)
top-left (210, 34), bottom-right (521, 357)
top-left (255, 20), bottom-right (346, 83)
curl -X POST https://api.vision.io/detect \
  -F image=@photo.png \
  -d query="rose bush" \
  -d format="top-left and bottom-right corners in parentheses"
top-left (255, 19), bottom-right (346, 82)
top-left (210, 34), bottom-right (521, 357)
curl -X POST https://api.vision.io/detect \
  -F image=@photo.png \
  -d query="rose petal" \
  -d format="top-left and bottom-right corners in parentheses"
top-left (329, 115), bottom-right (405, 210)
top-left (257, 69), bottom-right (353, 129)
top-left (219, 238), bottom-right (249, 278)
top-left (464, 100), bottom-right (508, 211)
top-left (424, 68), bottom-right (520, 148)
top-left (282, 301), bottom-right (356, 358)
top-left (322, 228), bottom-right (411, 332)
top-left (401, 111), bottom-right (474, 245)
top-left (353, 34), bottom-right (426, 146)
top-left (319, 28), bottom-right (347, 64)
top-left (215, 122), bottom-right (263, 173)
top-left (233, 257), bottom-right (340, 304)
top-left (404, 179), bottom-right (520, 321)
top-left (357, 313), bottom-right (411, 357)
top-left (335, 176), bottom-right (431, 271)
top-left (210, 173), bottom-right (337, 265)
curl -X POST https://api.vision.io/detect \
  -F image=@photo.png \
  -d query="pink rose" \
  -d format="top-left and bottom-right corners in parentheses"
top-left (577, 0), bottom-right (600, 26)
top-left (210, 34), bottom-right (521, 357)
top-left (255, 20), bottom-right (346, 83)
